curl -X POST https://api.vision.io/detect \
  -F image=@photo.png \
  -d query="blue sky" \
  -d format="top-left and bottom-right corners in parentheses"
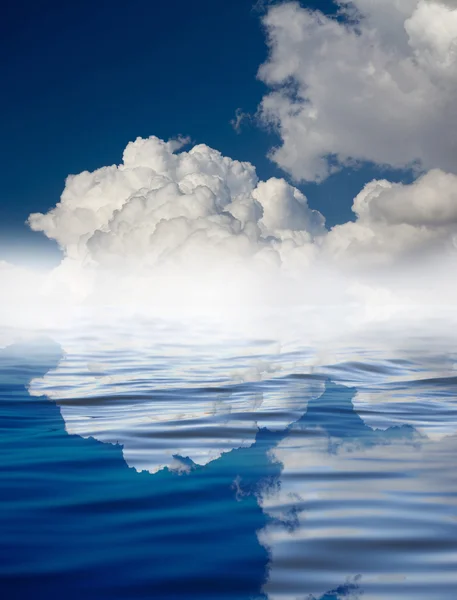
top-left (1, 0), bottom-right (409, 266)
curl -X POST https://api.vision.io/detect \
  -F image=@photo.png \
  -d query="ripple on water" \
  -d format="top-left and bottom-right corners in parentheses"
top-left (17, 317), bottom-right (457, 599)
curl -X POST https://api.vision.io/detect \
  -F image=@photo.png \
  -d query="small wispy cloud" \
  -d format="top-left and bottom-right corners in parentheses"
top-left (230, 107), bottom-right (252, 134)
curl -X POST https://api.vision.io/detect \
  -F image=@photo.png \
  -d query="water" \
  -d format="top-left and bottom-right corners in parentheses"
top-left (1, 316), bottom-right (457, 599)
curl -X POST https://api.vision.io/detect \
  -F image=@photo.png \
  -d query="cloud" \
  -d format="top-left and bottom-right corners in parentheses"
top-left (1, 133), bottom-right (456, 319)
top-left (0, 119), bottom-right (451, 345)
top-left (26, 134), bottom-right (457, 289)
top-left (258, 0), bottom-right (457, 181)
top-left (322, 169), bottom-right (457, 267)
top-left (230, 108), bottom-right (251, 133)
top-left (28, 136), bottom-right (325, 287)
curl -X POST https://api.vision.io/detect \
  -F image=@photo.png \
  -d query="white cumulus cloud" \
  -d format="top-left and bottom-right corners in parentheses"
top-left (0, 134), bottom-right (455, 320)
top-left (258, 0), bottom-right (457, 181)
top-left (323, 169), bottom-right (457, 267)
top-left (28, 136), bottom-right (325, 273)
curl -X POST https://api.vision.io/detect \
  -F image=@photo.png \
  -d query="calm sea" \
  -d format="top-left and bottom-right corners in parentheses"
top-left (1, 313), bottom-right (456, 599)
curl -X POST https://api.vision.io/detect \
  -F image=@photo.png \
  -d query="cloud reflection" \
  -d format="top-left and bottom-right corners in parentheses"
top-left (259, 382), bottom-right (457, 600)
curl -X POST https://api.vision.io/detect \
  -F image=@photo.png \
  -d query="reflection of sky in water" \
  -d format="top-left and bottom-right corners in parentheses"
top-left (30, 315), bottom-right (457, 471)
top-left (259, 383), bottom-right (457, 600)
top-left (29, 317), bottom-right (324, 472)
top-left (11, 315), bottom-right (457, 599)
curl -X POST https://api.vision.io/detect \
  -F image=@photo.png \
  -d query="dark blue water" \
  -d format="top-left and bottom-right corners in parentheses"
top-left (1, 335), bottom-right (456, 599)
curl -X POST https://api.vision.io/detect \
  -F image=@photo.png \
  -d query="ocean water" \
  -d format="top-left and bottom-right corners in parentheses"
top-left (1, 315), bottom-right (457, 600)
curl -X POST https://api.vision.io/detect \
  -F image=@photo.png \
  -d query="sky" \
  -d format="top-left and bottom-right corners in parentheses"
top-left (1, 0), bottom-right (409, 267)
top-left (3, 0), bottom-right (457, 319)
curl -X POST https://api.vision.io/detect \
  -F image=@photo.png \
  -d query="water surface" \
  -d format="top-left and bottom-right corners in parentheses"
top-left (1, 317), bottom-right (457, 599)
